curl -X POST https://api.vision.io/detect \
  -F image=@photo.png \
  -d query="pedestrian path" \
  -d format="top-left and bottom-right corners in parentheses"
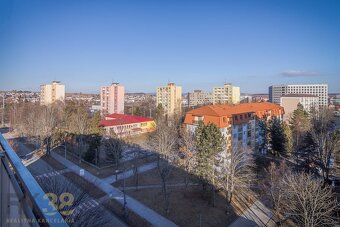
top-left (229, 199), bottom-right (275, 227)
top-left (103, 161), bottom-right (158, 184)
top-left (51, 151), bottom-right (178, 227)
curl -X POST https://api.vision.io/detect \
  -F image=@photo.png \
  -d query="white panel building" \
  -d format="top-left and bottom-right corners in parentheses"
top-left (40, 81), bottom-right (65, 105)
top-left (269, 84), bottom-right (328, 107)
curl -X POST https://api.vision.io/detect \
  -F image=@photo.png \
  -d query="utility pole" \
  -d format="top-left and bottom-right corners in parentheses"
top-left (64, 138), bottom-right (67, 159)
top-left (123, 170), bottom-right (128, 219)
top-left (1, 93), bottom-right (4, 128)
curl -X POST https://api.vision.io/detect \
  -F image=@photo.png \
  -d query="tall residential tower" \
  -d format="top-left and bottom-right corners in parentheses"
top-left (213, 83), bottom-right (240, 104)
top-left (40, 81), bottom-right (65, 105)
top-left (100, 83), bottom-right (125, 115)
top-left (156, 83), bottom-right (182, 116)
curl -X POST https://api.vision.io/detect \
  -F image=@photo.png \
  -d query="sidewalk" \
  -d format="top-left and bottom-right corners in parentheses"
top-left (51, 151), bottom-right (178, 227)
top-left (103, 161), bottom-right (158, 184)
top-left (229, 200), bottom-right (275, 227)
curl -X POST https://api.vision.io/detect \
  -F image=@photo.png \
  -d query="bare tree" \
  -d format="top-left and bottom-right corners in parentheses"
top-left (179, 126), bottom-right (196, 190)
top-left (131, 148), bottom-right (142, 190)
top-left (38, 104), bottom-right (61, 155)
top-left (148, 117), bottom-right (178, 215)
top-left (219, 147), bottom-right (255, 212)
top-left (307, 108), bottom-right (340, 183)
top-left (283, 172), bottom-right (338, 227)
top-left (103, 137), bottom-right (123, 167)
top-left (68, 105), bottom-right (89, 159)
top-left (264, 161), bottom-right (290, 225)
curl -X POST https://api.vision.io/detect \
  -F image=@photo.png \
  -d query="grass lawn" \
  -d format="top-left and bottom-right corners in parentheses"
top-left (114, 166), bottom-right (240, 227)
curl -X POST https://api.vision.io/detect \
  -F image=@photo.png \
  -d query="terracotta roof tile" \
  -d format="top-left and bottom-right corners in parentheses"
top-left (99, 114), bottom-right (154, 127)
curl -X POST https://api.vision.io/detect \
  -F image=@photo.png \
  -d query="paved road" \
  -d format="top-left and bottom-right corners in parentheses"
top-left (229, 199), bottom-right (275, 227)
top-left (51, 150), bottom-right (178, 227)
top-left (14, 140), bottom-right (128, 227)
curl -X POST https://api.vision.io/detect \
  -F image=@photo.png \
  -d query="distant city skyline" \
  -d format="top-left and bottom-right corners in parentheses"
top-left (1, 0), bottom-right (340, 93)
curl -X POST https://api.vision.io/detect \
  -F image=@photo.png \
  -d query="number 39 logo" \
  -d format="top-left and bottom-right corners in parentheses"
top-left (42, 192), bottom-right (74, 216)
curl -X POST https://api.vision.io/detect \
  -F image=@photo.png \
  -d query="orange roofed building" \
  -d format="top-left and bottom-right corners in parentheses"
top-left (100, 114), bottom-right (156, 137)
top-left (184, 102), bottom-right (284, 153)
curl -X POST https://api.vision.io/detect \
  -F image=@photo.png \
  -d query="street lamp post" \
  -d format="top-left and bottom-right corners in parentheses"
top-left (64, 138), bottom-right (67, 159)
top-left (122, 170), bottom-right (128, 219)
top-left (1, 93), bottom-right (5, 128)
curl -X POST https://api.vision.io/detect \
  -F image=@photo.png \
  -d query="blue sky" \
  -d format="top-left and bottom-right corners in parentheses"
top-left (0, 0), bottom-right (339, 93)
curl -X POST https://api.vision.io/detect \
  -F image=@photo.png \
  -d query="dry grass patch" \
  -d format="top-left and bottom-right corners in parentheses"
top-left (114, 166), bottom-right (239, 227)
top-left (127, 186), bottom-right (237, 227)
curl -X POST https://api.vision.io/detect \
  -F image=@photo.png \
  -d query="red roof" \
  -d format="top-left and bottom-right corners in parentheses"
top-left (99, 114), bottom-right (154, 127)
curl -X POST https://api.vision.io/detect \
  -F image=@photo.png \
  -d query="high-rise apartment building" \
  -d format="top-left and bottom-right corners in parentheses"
top-left (156, 83), bottom-right (182, 116)
top-left (269, 84), bottom-right (328, 107)
top-left (213, 83), bottom-right (240, 104)
top-left (40, 81), bottom-right (65, 105)
top-left (187, 90), bottom-right (212, 107)
top-left (100, 83), bottom-right (124, 115)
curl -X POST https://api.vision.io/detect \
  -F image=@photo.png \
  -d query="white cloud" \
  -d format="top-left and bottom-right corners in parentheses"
top-left (281, 70), bottom-right (320, 77)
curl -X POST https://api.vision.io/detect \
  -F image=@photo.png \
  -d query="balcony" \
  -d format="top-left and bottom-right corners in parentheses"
top-left (0, 133), bottom-right (67, 227)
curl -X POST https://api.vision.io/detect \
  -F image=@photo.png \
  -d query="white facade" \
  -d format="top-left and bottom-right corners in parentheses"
top-left (100, 83), bottom-right (125, 115)
top-left (281, 95), bottom-right (319, 120)
top-left (213, 83), bottom-right (240, 104)
top-left (156, 83), bottom-right (182, 116)
top-left (40, 81), bottom-right (65, 105)
top-left (269, 84), bottom-right (328, 107)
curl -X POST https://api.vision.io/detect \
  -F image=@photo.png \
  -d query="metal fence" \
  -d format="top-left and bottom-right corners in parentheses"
top-left (0, 133), bottom-right (68, 227)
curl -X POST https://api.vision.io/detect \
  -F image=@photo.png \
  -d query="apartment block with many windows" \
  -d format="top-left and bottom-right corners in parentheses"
top-left (156, 83), bottom-right (182, 116)
top-left (100, 83), bottom-right (124, 115)
top-left (40, 81), bottom-right (65, 105)
top-left (184, 102), bottom-right (284, 153)
top-left (213, 83), bottom-right (240, 104)
top-left (187, 90), bottom-right (212, 107)
top-left (269, 84), bottom-right (328, 107)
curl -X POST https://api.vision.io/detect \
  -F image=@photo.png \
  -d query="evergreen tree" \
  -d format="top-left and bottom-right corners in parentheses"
top-left (258, 119), bottom-right (271, 154)
top-left (89, 112), bottom-right (103, 134)
top-left (83, 134), bottom-right (101, 164)
top-left (289, 103), bottom-right (310, 150)
top-left (270, 118), bottom-right (286, 156)
top-left (195, 121), bottom-right (225, 206)
top-left (283, 122), bottom-right (293, 156)
top-left (133, 106), bottom-right (144, 116)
